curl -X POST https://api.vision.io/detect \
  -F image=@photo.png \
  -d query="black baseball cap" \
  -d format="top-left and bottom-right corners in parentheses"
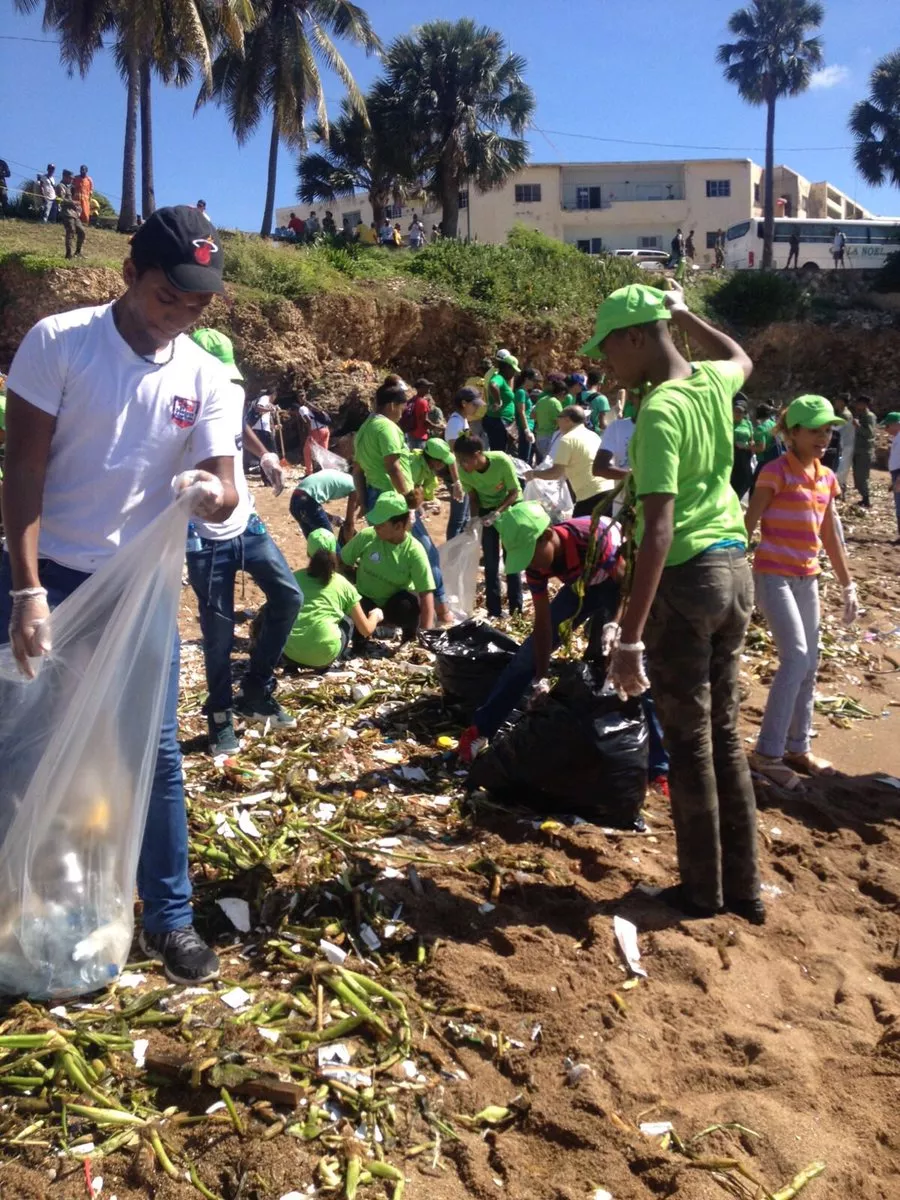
top-left (130, 205), bottom-right (225, 294)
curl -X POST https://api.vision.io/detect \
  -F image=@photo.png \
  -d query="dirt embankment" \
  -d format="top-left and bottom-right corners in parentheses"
top-left (2, 259), bottom-right (900, 413)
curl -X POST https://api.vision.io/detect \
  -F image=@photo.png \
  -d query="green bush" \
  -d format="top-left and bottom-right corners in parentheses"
top-left (222, 234), bottom-right (347, 299)
top-left (706, 269), bottom-right (809, 327)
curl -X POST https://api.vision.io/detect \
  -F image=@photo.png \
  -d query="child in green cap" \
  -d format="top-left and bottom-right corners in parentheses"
top-left (283, 528), bottom-right (383, 670)
top-left (340, 490), bottom-right (436, 642)
top-left (744, 396), bottom-right (859, 790)
top-left (588, 280), bottom-right (764, 924)
top-left (453, 434), bottom-right (523, 618)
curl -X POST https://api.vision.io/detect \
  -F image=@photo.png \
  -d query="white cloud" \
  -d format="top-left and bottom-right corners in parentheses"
top-left (809, 65), bottom-right (850, 90)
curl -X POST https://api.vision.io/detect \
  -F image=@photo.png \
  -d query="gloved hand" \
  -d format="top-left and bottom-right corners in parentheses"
top-left (528, 677), bottom-right (551, 707)
top-left (173, 469), bottom-right (226, 518)
top-left (608, 643), bottom-right (650, 701)
top-left (451, 481), bottom-right (465, 504)
top-left (369, 607), bottom-right (384, 627)
top-left (842, 582), bottom-right (860, 626)
top-left (664, 280), bottom-right (689, 314)
top-left (259, 452), bottom-right (285, 497)
top-left (9, 588), bottom-right (52, 679)
top-left (482, 511), bottom-right (497, 528)
top-left (600, 621), bottom-right (621, 657)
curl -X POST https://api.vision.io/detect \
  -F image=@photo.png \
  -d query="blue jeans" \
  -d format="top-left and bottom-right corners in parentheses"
top-left (365, 486), bottom-right (445, 604)
top-left (447, 493), bottom-right (469, 541)
top-left (517, 430), bottom-right (534, 464)
top-left (289, 488), bottom-right (334, 538)
top-left (0, 552), bottom-right (192, 933)
top-left (754, 572), bottom-right (819, 758)
top-left (482, 415), bottom-right (510, 452)
top-left (482, 521), bottom-right (522, 619)
top-left (186, 521), bottom-right (302, 711)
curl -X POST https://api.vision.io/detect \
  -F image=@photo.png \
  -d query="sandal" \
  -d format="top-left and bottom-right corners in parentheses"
top-left (783, 752), bottom-right (837, 778)
top-left (748, 752), bottom-right (804, 792)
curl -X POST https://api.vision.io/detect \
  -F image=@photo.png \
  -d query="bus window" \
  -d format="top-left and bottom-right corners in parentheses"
top-left (756, 221), bottom-right (764, 239)
top-left (840, 222), bottom-right (870, 243)
top-left (772, 222), bottom-right (791, 242)
top-left (866, 225), bottom-right (900, 245)
top-left (726, 221), bottom-right (750, 241)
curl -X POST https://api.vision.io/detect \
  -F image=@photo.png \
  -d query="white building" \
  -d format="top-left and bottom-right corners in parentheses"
top-left (276, 157), bottom-right (872, 265)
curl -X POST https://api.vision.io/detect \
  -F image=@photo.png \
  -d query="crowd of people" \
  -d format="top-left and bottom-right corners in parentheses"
top-left (273, 209), bottom-right (443, 248)
top-left (0, 203), bottom-right (895, 990)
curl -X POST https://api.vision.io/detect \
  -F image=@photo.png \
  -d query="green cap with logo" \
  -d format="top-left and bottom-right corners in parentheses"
top-left (580, 284), bottom-right (671, 359)
top-left (879, 411), bottom-right (900, 425)
top-left (784, 395), bottom-right (847, 429)
top-left (191, 327), bottom-right (243, 380)
top-left (306, 527), bottom-right (337, 555)
top-left (496, 502), bottom-right (551, 575)
top-left (367, 490), bottom-right (410, 526)
top-left (423, 437), bottom-right (454, 466)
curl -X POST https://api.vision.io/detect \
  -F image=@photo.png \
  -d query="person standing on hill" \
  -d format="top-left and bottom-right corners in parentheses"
top-left (851, 394), bottom-right (876, 507)
top-left (71, 164), bottom-right (93, 226)
top-left (786, 229), bottom-right (800, 270)
top-left (38, 164), bottom-right (57, 222)
top-left (57, 170), bottom-right (86, 260)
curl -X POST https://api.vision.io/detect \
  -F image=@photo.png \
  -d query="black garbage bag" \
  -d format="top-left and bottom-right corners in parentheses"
top-left (420, 619), bottom-right (520, 717)
top-left (467, 660), bottom-right (648, 829)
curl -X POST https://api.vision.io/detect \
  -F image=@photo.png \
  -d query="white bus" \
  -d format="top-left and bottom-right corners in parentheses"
top-left (724, 216), bottom-right (900, 271)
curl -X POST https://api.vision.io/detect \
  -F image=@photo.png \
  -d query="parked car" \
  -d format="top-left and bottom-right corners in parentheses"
top-left (614, 248), bottom-right (671, 271)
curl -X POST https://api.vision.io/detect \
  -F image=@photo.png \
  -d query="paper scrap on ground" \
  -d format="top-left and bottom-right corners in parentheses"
top-left (314, 801), bottom-right (337, 822)
top-left (397, 765), bottom-right (428, 783)
top-left (613, 915), bottom-right (648, 978)
top-left (359, 923), bottom-right (382, 951)
top-left (319, 939), bottom-right (348, 965)
top-left (220, 986), bottom-right (252, 1009)
top-left (132, 1039), bottom-right (149, 1069)
top-left (116, 972), bottom-right (146, 989)
top-left (318, 1044), bottom-right (351, 1066)
top-left (257, 1027), bottom-right (280, 1043)
top-left (237, 809), bottom-right (261, 839)
top-left (216, 897), bottom-right (252, 933)
top-left (373, 748), bottom-right (404, 764)
top-left (640, 1121), bottom-right (674, 1137)
top-left (319, 1063), bottom-right (373, 1088)
top-left (206, 1100), bottom-right (227, 1114)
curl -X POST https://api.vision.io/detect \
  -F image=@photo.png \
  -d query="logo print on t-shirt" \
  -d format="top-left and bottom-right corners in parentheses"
top-left (192, 237), bottom-right (218, 265)
top-left (172, 396), bottom-right (200, 428)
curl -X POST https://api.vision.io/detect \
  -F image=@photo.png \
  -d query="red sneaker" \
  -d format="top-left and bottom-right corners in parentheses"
top-left (649, 775), bottom-right (670, 799)
top-left (457, 725), bottom-right (485, 765)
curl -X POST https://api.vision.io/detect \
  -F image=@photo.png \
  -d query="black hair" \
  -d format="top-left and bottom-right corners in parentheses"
top-left (516, 366), bottom-right (541, 389)
top-left (454, 433), bottom-right (484, 456)
top-left (755, 403), bottom-right (775, 419)
top-left (586, 370), bottom-right (603, 388)
top-left (549, 377), bottom-right (568, 396)
top-left (307, 547), bottom-right (337, 585)
top-left (856, 394), bottom-right (872, 407)
top-left (453, 386), bottom-right (480, 412)
top-left (374, 376), bottom-right (407, 409)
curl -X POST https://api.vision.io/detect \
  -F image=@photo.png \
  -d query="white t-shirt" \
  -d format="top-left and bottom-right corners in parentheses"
top-left (889, 431), bottom-right (900, 474)
top-left (39, 174), bottom-right (56, 200)
top-left (600, 417), bottom-right (636, 469)
top-left (251, 395), bottom-right (273, 433)
top-left (193, 379), bottom-right (253, 541)
top-left (7, 303), bottom-right (236, 572)
top-left (445, 412), bottom-right (469, 445)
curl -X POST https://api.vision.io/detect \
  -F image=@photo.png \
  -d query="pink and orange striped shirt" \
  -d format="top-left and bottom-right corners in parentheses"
top-left (753, 453), bottom-right (839, 577)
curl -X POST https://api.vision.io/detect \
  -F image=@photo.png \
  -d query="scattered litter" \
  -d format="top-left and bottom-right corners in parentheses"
top-left (351, 684), bottom-right (372, 701)
top-left (115, 972), bottom-right (146, 989)
top-left (219, 986), bottom-right (252, 1010)
top-left (373, 748), bottom-right (404, 765)
top-left (319, 939), bottom-right (349, 965)
top-left (593, 1190), bottom-right (613, 1200)
top-left (318, 1044), bottom-right (351, 1066)
top-left (397, 765), bottom-right (428, 783)
top-left (478, 902), bottom-right (496, 914)
top-left (400, 1059), bottom-right (418, 1079)
top-left (359, 924), bottom-right (382, 951)
top-left (206, 1101), bottom-right (227, 1114)
top-left (770, 826), bottom-right (783, 838)
top-left (257, 1027), bottom-right (280, 1044)
top-left (531, 1023), bottom-right (543, 1042)
top-left (237, 809), bottom-right (262, 839)
top-left (214, 813), bottom-right (236, 840)
top-left (760, 883), bottom-right (784, 898)
top-left (376, 837), bottom-right (403, 849)
top-left (313, 801), bottom-right (337, 822)
top-left (69, 1143), bottom-right (95, 1156)
top-left (91, 1179), bottom-right (103, 1196)
top-left (613, 915), bottom-right (648, 978)
top-left (380, 866), bottom-right (404, 880)
top-left (49, 1006), bottom-right (68, 1019)
top-left (565, 1060), bottom-right (593, 1085)
top-left (307, 768), bottom-right (319, 783)
top-left (132, 1039), bottom-right (149, 1069)
top-left (216, 897), bottom-right (252, 933)
top-left (640, 1121), bottom-right (674, 1137)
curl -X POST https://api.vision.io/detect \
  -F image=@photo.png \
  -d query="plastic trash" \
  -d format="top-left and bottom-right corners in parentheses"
top-left (523, 477), bottom-right (574, 524)
top-left (467, 660), bottom-right (648, 829)
top-left (420, 619), bottom-right (520, 717)
top-left (309, 442), bottom-right (349, 473)
top-left (438, 519), bottom-right (482, 620)
top-left (0, 493), bottom-right (193, 998)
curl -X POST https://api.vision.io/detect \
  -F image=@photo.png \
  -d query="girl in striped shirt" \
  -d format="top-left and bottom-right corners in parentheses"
top-left (744, 395), bottom-right (859, 791)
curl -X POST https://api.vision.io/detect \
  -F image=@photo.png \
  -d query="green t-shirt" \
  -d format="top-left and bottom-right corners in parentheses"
top-left (284, 568), bottom-right (360, 668)
top-left (753, 417), bottom-right (776, 452)
top-left (298, 469), bottom-right (355, 504)
top-left (487, 373), bottom-right (516, 422)
top-left (733, 417), bottom-right (754, 450)
top-left (533, 394), bottom-right (563, 436)
top-left (631, 360), bottom-right (747, 568)
top-left (587, 392), bottom-right (610, 429)
top-left (410, 450), bottom-right (440, 501)
top-left (341, 527), bottom-right (435, 605)
top-left (855, 410), bottom-right (876, 452)
top-left (354, 414), bottom-right (411, 494)
top-left (458, 451), bottom-right (522, 512)
top-left (513, 387), bottom-right (534, 431)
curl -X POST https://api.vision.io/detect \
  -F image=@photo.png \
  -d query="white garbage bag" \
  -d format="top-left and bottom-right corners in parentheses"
top-left (523, 477), bottom-right (573, 524)
top-left (0, 494), bottom-right (192, 998)
top-left (438, 520), bottom-right (483, 621)
top-left (310, 442), bottom-right (349, 473)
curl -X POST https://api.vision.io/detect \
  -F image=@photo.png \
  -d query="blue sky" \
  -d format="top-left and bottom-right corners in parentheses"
top-left (1, 0), bottom-right (896, 231)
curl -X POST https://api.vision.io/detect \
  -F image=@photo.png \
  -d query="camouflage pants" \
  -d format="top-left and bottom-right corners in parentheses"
top-left (643, 547), bottom-right (759, 910)
top-left (63, 214), bottom-right (85, 258)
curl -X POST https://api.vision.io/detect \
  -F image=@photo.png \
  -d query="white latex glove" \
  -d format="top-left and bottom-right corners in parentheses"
top-left (9, 590), bottom-right (52, 679)
top-left (259, 451), bottom-right (285, 497)
top-left (600, 621), bottom-right (621, 657)
top-left (664, 280), bottom-right (689, 314)
top-left (528, 677), bottom-right (551, 707)
top-left (173, 469), bottom-right (226, 518)
top-left (369, 607), bottom-right (384, 627)
top-left (608, 645), bottom-right (650, 700)
top-left (482, 511), bottom-right (497, 528)
top-left (842, 582), bottom-right (859, 626)
top-left (451, 481), bottom-right (465, 504)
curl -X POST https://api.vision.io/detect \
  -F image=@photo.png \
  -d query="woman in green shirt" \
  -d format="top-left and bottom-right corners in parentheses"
top-left (730, 393), bottom-right (755, 501)
top-left (454, 434), bottom-right (523, 618)
top-left (283, 529), bottom-right (383, 670)
top-left (482, 356), bottom-right (518, 452)
top-left (514, 367), bottom-right (539, 464)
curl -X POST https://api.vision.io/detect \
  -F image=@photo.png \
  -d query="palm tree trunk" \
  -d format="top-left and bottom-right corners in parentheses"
top-left (762, 90), bottom-right (776, 270)
top-left (260, 109), bottom-right (280, 238)
top-left (117, 51), bottom-right (139, 233)
top-left (140, 56), bottom-right (156, 219)
top-left (369, 188), bottom-right (389, 227)
top-left (440, 174), bottom-right (460, 240)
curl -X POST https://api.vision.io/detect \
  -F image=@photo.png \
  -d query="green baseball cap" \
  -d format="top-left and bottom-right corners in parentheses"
top-left (423, 437), bottom-right (454, 466)
top-left (307, 527), bottom-right (337, 555)
top-left (496, 502), bottom-right (550, 575)
top-left (367, 490), bottom-right (410, 526)
top-left (784, 395), bottom-right (847, 430)
top-left (879, 411), bottom-right (900, 425)
top-left (580, 284), bottom-right (671, 359)
top-left (495, 349), bottom-right (520, 373)
top-left (191, 327), bottom-right (244, 380)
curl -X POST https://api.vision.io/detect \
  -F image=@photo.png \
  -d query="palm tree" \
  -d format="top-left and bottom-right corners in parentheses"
top-left (718, 0), bottom-right (824, 269)
top-left (372, 19), bottom-right (535, 240)
top-left (199, 0), bottom-right (380, 238)
top-left (850, 51), bottom-right (900, 190)
top-left (297, 94), bottom-right (419, 227)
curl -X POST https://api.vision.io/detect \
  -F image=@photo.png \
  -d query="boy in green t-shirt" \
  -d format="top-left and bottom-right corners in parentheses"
top-left (454, 434), bottom-right (523, 618)
top-left (341, 490), bottom-right (436, 642)
top-left (532, 377), bottom-right (567, 460)
top-left (581, 281), bottom-right (763, 926)
top-left (730, 394), bottom-right (755, 500)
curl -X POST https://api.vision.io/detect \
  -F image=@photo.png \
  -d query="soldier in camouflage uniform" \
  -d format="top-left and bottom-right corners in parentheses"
top-left (58, 170), bottom-right (86, 259)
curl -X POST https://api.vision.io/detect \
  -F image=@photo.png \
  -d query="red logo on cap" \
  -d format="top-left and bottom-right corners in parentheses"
top-left (192, 237), bottom-right (218, 265)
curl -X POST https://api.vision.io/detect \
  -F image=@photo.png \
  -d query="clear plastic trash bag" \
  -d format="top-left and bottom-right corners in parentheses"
top-left (309, 442), bottom-right (349, 473)
top-left (0, 494), bottom-right (192, 998)
top-left (523, 477), bottom-right (574, 524)
top-left (438, 519), bottom-right (483, 620)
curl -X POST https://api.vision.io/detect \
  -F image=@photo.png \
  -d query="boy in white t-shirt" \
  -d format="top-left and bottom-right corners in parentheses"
top-left (0, 206), bottom-right (240, 985)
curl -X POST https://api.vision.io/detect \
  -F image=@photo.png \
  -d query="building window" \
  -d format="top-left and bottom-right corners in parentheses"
top-left (705, 231), bottom-right (720, 249)
top-left (576, 185), bottom-right (603, 210)
top-left (458, 190), bottom-right (469, 210)
top-left (706, 179), bottom-right (731, 198)
top-left (388, 202), bottom-right (403, 218)
top-left (754, 182), bottom-right (761, 203)
top-left (514, 183), bottom-right (541, 204)
top-left (575, 238), bottom-right (603, 254)
top-left (638, 235), bottom-right (661, 249)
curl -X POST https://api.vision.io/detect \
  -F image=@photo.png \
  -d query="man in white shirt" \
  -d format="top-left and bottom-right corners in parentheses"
top-left (0, 205), bottom-right (240, 985)
top-left (525, 406), bottom-right (613, 517)
top-left (38, 163), bottom-right (57, 222)
top-left (188, 328), bottom-right (301, 754)
top-left (593, 398), bottom-right (637, 515)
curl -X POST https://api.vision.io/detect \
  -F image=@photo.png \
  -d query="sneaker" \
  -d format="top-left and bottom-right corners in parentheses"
top-left (724, 896), bottom-right (767, 926)
top-left (656, 884), bottom-right (721, 920)
top-left (235, 693), bottom-right (297, 729)
top-left (649, 774), bottom-right (670, 799)
top-left (208, 710), bottom-right (239, 754)
top-left (139, 927), bottom-right (220, 985)
top-left (458, 725), bottom-right (487, 765)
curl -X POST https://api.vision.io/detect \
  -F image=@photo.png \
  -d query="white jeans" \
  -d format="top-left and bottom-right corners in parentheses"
top-left (754, 573), bottom-right (820, 758)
